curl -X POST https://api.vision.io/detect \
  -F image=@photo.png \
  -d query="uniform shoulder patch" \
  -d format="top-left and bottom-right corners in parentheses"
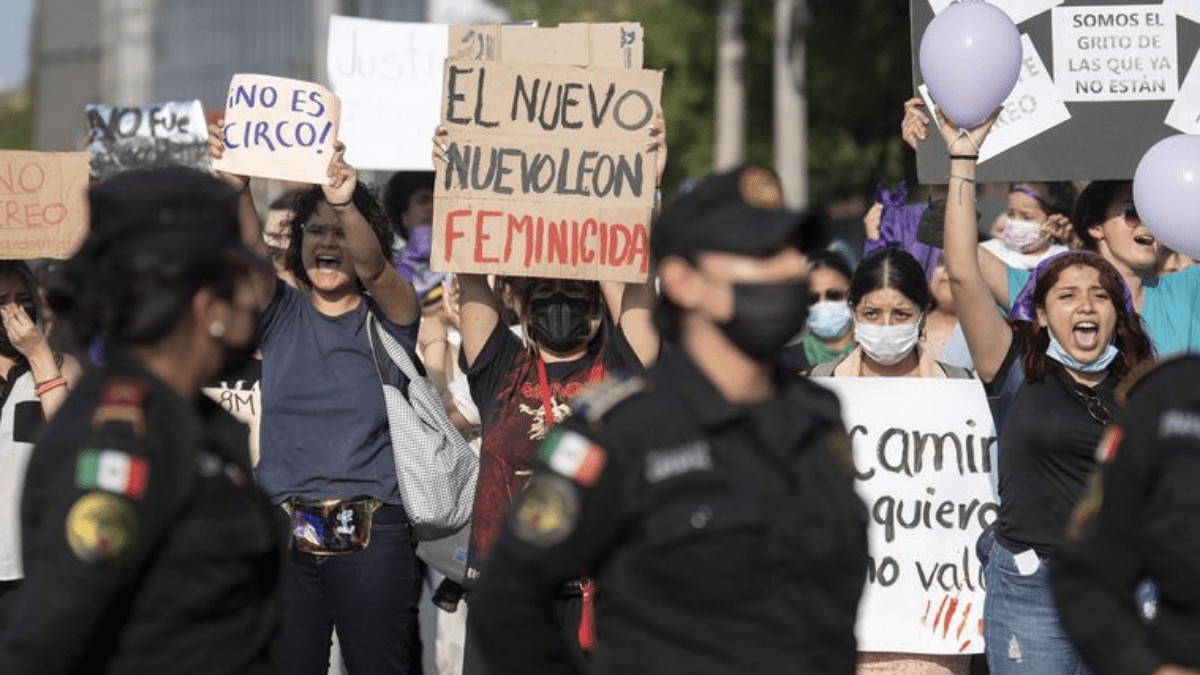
top-left (91, 378), bottom-right (149, 437)
top-left (571, 374), bottom-right (648, 425)
top-left (76, 449), bottom-right (150, 498)
top-left (1095, 425), bottom-right (1124, 464)
top-left (538, 429), bottom-right (607, 487)
top-left (66, 491), bottom-right (138, 564)
top-left (509, 473), bottom-right (579, 547)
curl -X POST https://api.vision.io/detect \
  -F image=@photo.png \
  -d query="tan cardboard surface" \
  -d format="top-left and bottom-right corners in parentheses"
top-left (448, 23), bottom-right (642, 69)
top-left (0, 151), bottom-right (89, 260)
top-left (439, 60), bottom-right (661, 138)
top-left (431, 54), bottom-right (661, 282)
top-left (211, 74), bottom-right (341, 185)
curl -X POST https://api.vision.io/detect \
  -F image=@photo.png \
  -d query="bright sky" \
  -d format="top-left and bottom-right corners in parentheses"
top-left (0, 0), bottom-right (35, 90)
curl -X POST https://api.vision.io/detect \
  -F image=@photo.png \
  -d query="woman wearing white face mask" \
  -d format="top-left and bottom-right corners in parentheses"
top-left (809, 247), bottom-right (971, 379)
top-left (811, 246), bottom-right (971, 675)
top-left (980, 182), bottom-right (1075, 270)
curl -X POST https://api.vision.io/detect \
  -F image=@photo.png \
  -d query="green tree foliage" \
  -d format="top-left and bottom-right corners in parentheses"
top-left (0, 96), bottom-right (34, 150)
top-left (504, 0), bottom-right (915, 206)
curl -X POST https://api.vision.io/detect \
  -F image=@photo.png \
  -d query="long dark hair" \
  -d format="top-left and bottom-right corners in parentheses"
top-left (849, 246), bottom-right (932, 312)
top-left (1014, 251), bottom-right (1154, 381)
top-left (48, 168), bottom-right (244, 348)
top-left (285, 182), bottom-right (393, 291)
top-left (1071, 180), bottom-right (1131, 251)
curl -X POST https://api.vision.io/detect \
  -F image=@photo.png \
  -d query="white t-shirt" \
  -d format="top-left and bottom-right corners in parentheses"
top-left (0, 368), bottom-right (37, 580)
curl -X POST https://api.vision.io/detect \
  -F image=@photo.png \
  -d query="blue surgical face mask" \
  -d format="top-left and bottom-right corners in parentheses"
top-left (1045, 334), bottom-right (1119, 373)
top-left (807, 300), bottom-right (853, 340)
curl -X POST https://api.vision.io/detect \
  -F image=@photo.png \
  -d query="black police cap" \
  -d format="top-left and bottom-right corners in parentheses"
top-left (87, 167), bottom-right (270, 274)
top-left (651, 165), bottom-right (826, 262)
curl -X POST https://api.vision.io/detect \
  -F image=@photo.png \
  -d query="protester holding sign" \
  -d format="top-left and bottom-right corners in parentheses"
top-left (939, 111), bottom-right (1155, 675)
top-left (209, 125), bottom-right (424, 675)
top-left (0, 260), bottom-right (82, 629)
top-left (807, 246), bottom-right (970, 675)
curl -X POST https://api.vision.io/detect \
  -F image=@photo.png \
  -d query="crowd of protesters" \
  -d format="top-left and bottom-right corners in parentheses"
top-left (0, 51), bottom-right (1197, 675)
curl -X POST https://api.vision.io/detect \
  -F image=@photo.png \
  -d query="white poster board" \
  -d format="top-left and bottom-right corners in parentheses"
top-left (1162, 0), bottom-right (1200, 25)
top-left (1053, 4), bottom-right (1179, 101)
top-left (814, 377), bottom-right (999, 655)
top-left (1165, 49), bottom-right (1200, 133)
top-left (327, 16), bottom-right (449, 171)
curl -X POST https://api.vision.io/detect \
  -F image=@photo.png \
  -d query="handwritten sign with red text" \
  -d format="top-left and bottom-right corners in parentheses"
top-left (432, 26), bottom-right (661, 282)
top-left (213, 74), bottom-right (341, 185)
top-left (0, 151), bottom-right (89, 260)
top-left (814, 377), bottom-right (999, 655)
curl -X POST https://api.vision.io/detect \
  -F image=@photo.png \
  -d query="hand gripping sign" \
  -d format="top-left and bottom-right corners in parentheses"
top-left (212, 74), bottom-right (342, 185)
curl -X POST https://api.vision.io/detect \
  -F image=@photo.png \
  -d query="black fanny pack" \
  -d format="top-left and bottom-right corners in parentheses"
top-left (283, 496), bottom-right (381, 555)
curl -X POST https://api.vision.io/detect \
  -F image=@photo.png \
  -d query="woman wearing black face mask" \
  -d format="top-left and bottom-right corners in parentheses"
top-left (457, 274), bottom-right (658, 573)
top-left (454, 272), bottom-right (658, 673)
top-left (0, 168), bottom-right (282, 674)
top-left (0, 260), bottom-right (83, 630)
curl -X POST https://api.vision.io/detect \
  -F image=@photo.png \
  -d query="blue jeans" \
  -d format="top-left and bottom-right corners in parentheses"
top-left (983, 540), bottom-right (1092, 675)
top-left (277, 504), bottom-right (423, 675)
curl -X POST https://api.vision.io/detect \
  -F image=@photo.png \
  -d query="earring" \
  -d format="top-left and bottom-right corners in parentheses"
top-left (208, 321), bottom-right (226, 338)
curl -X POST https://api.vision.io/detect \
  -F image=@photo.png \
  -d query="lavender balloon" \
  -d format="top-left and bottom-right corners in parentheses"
top-left (919, 1), bottom-right (1022, 128)
top-left (1134, 134), bottom-right (1200, 259)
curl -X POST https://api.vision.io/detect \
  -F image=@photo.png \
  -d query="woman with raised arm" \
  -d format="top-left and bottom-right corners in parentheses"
top-left (906, 97), bottom-right (1200, 357)
top-left (209, 125), bottom-right (424, 675)
top-left (938, 111), bottom-right (1155, 675)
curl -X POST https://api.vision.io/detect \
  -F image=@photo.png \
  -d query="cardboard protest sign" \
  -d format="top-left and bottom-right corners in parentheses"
top-left (327, 16), bottom-right (448, 171)
top-left (910, 0), bottom-right (1200, 182)
top-left (432, 26), bottom-right (661, 283)
top-left (813, 377), bottom-right (998, 655)
top-left (85, 100), bottom-right (209, 181)
top-left (448, 22), bottom-right (643, 68)
top-left (0, 151), bottom-right (89, 260)
top-left (212, 74), bottom-right (341, 184)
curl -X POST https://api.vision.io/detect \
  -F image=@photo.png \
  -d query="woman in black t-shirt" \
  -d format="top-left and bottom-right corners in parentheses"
top-left (937, 113), bottom-right (1154, 675)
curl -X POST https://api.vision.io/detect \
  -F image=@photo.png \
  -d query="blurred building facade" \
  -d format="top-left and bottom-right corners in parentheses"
top-left (31, 0), bottom-right (447, 151)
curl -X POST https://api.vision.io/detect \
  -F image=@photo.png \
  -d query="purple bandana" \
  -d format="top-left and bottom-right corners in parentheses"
top-left (1008, 251), bottom-right (1136, 323)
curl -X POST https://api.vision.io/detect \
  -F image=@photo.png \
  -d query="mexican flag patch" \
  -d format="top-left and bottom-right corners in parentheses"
top-left (538, 430), bottom-right (607, 487)
top-left (76, 450), bottom-right (150, 499)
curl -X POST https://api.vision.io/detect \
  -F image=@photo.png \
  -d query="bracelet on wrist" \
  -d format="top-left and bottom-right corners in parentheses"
top-left (326, 197), bottom-right (354, 208)
top-left (949, 154), bottom-right (978, 161)
top-left (35, 376), bottom-right (67, 397)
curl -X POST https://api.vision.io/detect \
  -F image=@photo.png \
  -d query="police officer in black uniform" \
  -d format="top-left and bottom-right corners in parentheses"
top-left (0, 168), bottom-right (282, 674)
top-left (469, 166), bottom-right (868, 675)
top-left (1052, 357), bottom-right (1200, 675)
